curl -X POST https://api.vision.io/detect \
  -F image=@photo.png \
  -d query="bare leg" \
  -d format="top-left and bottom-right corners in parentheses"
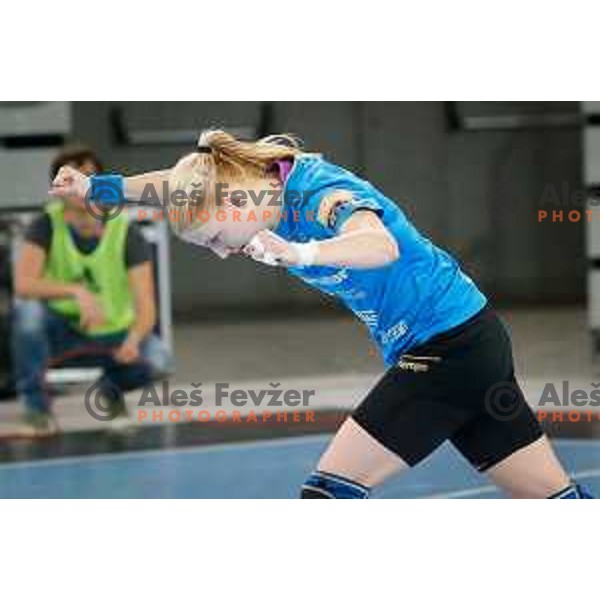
top-left (316, 417), bottom-right (408, 488)
top-left (485, 436), bottom-right (571, 499)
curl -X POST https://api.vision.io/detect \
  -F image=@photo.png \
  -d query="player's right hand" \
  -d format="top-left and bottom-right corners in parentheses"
top-left (49, 166), bottom-right (91, 201)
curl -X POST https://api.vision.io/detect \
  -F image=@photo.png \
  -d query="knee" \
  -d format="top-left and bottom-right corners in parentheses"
top-left (141, 336), bottom-right (175, 380)
top-left (12, 300), bottom-right (47, 336)
top-left (300, 471), bottom-right (370, 499)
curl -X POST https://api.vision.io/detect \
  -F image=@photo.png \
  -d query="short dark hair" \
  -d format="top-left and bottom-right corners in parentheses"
top-left (49, 144), bottom-right (104, 181)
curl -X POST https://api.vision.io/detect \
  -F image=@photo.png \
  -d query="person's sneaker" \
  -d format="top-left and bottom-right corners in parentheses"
top-left (21, 411), bottom-right (59, 438)
top-left (106, 399), bottom-right (135, 434)
top-left (105, 397), bottom-right (127, 420)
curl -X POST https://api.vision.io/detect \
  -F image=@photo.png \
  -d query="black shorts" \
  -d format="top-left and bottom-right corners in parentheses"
top-left (353, 304), bottom-right (543, 472)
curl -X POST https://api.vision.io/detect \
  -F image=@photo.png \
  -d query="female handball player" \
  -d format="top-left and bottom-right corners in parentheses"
top-left (50, 130), bottom-right (594, 499)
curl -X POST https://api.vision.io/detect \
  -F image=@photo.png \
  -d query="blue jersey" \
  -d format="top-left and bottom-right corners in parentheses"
top-left (273, 155), bottom-right (488, 367)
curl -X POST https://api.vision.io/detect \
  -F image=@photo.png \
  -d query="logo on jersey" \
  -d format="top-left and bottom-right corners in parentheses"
top-left (356, 310), bottom-right (379, 329)
top-left (318, 190), bottom-right (354, 229)
top-left (397, 354), bottom-right (442, 373)
top-left (380, 321), bottom-right (409, 345)
top-left (302, 269), bottom-right (349, 287)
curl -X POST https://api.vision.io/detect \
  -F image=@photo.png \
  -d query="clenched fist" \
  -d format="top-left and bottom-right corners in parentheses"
top-left (49, 165), bottom-right (91, 202)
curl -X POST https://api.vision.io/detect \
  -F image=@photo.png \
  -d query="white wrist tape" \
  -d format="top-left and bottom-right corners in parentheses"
top-left (291, 241), bottom-right (319, 267)
top-left (247, 236), bottom-right (281, 266)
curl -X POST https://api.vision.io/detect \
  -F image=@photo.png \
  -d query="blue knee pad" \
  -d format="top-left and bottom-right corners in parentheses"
top-left (301, 471), bottom-right (370, 499)
top-left (551, 483), bottom-right (596, 499)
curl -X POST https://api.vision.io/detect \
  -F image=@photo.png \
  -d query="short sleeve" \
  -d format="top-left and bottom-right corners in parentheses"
top-left (125, 223), bottom-right (153, 268)
top-left (314, 189), bottom-right (384, 234)
top-left (24, 214), bottom-right (53, 252)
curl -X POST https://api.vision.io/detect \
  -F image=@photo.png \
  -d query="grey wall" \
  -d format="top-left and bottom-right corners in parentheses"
top-left (71, 101), bottom-right (584, 317)
top-left (360, 102), bottom-right (583, 303)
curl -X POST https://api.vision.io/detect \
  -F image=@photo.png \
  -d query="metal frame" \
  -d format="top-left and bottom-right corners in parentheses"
top-left (583, 103), bottom-right (600, 352)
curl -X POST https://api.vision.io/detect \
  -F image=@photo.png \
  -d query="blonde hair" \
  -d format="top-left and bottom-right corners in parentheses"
top-left (169, 129), bottom-right (303, 235)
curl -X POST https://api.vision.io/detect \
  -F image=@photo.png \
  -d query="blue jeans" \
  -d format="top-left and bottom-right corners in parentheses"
top-left (11, 299), bottom-right (175, 414)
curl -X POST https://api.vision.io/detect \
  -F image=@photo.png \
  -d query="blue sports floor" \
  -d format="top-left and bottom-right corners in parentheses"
top-left (0, 436), bottom-right (599, 498)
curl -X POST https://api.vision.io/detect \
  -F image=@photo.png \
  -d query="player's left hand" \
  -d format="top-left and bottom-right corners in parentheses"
top-left (243, 230), bottom-right (299, 267)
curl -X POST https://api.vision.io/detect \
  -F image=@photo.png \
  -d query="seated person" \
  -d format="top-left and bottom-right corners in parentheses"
top-left (12, 145), bottom-right (174, 436)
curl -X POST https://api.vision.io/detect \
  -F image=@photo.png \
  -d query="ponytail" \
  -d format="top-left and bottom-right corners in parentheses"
top-left (169, 129), bottom-right (303, 235)
top-left (198, 129), bottom-right (302, 179)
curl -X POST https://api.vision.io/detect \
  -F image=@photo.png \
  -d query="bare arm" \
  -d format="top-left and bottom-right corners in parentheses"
top-left (310, 211), bottom-right (400, 269)
top-left (125, 262), bottom-right (157, 344)
top-left (113, 262), bottom-right (157, 364)
top-left (50, 166), bottom-right (173, 204)
top-left (247, 211), bottom-right (400, 270)
top-left (14, 242), bottom-right (79, 300)
top-left (14, 242), bottom-right (105, 330)
top-left (124, 170), bottom-right (172, 202)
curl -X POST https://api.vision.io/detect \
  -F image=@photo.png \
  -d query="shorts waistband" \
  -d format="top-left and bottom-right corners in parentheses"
top-left (418, 303), bottom-right (493, 347)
